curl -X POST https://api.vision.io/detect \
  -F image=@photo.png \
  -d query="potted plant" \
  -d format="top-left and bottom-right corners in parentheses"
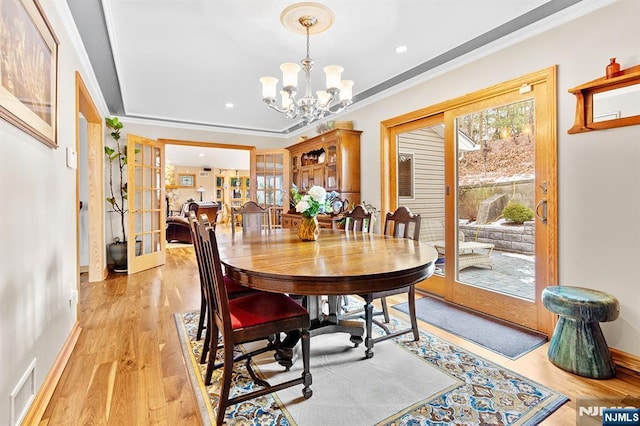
top-left (104, 117), bottom-right (139, 272)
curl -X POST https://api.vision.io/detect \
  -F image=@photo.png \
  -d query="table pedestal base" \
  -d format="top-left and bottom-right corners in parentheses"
top-left (274, 295), bottom-right (364, 368)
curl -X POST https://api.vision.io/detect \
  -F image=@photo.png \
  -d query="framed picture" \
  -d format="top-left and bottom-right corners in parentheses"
top-left (0, 0), bottom-right (59, 148)
top-left (179, 174), bottom-right (195, 187)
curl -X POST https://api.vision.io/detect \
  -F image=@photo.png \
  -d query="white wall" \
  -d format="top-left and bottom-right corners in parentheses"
top-left (310, 0), bottom-right (640, 355)
top-left (1, 2), bottom-right (638, 423)
top-left (0, 1), bottom-right (109, 423)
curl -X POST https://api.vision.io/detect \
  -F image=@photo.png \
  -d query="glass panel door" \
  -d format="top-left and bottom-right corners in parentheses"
top-left (455, 99), bottom-right (536, 300)
top-left (397, 124), bottom-right (446, 275)
top-left (385, 67), bottom-right (557, 334)
top-left (127, 134), bottom-right (166, 274)
top-left (253, 149), bottom-right (289, 228)
top-left (446, 82), bottom-right (554, 331)
top-left (393, 115), bottom-right (446, 296)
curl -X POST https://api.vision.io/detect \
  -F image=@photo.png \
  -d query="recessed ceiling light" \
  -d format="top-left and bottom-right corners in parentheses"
top-left (225, 102), bottom-right (234, 108)
top-left (395, 45), bottom-right (408, 53)
top-left (198, 153), bottom-right (205, 157)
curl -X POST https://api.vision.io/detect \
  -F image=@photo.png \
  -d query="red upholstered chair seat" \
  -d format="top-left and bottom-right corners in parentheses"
top-left (229, 292), bottom-right (309, 329)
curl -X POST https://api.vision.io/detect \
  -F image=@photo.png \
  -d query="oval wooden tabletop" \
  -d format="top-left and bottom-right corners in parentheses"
top-left (217, 228), bottom-right (438, 295)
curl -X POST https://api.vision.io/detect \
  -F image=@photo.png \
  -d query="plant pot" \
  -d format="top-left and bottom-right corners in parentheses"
top-left (109, 242), bottom-right (128, 272)
top-left (108, 241), bottom-right (143, 273)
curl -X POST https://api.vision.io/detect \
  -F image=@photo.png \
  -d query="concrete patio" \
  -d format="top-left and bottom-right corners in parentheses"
top-left (435, 249), bottom-right (535, 300)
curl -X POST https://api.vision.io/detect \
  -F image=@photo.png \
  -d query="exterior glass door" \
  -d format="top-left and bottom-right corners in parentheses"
top-left (445, 75), bottom-right (556, 333)
top-left (394, 115), bottom-right (446, 296)
top-left (454, 99), bottom-right (536, 300)
top-left (385, 67), bottom-right (557, 334)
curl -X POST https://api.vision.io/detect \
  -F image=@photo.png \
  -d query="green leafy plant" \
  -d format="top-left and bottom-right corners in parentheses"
top-left (104, 117), bottom-right (129, 243)
top-left (502, 202), bottom-right (534, 224)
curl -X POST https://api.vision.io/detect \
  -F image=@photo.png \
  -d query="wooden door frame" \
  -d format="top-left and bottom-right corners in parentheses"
top-left (380, 67), bottom-right (558, 335)
top-left (158, 138), bottom-right (255, 200)
top-left (75, 72), bottom-right (106, 286)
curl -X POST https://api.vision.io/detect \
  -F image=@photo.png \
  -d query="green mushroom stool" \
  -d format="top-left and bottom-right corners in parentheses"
top-left (542, 286), bottom-right (619, 379)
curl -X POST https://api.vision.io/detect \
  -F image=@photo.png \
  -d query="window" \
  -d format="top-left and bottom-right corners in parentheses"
top-left (398, 153), bottom-right (414, 198)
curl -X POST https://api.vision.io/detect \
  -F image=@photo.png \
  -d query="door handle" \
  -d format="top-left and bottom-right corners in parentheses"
top-left (535, 199), bottom-right (547, 224)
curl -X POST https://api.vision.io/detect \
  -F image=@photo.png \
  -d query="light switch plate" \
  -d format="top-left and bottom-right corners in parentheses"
top-left (66, 147), bottom-right (77, 169)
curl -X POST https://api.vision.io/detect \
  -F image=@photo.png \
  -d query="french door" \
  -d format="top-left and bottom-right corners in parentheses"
top-left (127, 134), bottom-right (166, 274)
top-left (252, 149), bottom-right (290, 227)
top-left (383, 67), bottom-right (557, 334)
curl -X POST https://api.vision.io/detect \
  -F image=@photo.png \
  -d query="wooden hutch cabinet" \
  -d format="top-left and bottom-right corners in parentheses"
top-left (287, 128), bottom-right (362, 206)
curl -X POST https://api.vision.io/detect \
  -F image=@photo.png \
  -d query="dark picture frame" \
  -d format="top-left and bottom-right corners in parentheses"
top-left (0, 0), bottom-right (59, 148)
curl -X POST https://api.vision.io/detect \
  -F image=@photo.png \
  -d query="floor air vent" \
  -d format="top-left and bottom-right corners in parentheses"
top-left (10, 358), bottom-right (36, 426)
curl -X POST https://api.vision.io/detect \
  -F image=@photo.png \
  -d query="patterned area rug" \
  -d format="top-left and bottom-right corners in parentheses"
top-left (175, 311), bottom-right (568, 425)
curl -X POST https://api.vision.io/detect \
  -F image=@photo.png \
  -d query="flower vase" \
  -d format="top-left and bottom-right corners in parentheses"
top-left (298, 216), bottom-right (319, 241)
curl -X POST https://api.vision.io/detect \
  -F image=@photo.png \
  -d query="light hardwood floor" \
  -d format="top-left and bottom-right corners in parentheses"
top-left (41, 244), bottom-right (640, 425)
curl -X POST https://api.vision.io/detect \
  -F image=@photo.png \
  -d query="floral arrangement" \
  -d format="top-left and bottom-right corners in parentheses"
top-left (290, 184), bottom-right (339, 218)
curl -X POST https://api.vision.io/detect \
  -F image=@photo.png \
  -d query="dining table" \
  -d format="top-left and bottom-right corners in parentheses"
top-left (217, 227), bottom-right (438, 364)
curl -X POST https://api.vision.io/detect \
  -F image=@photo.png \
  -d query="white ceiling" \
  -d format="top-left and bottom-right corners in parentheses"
top-left (67, 0), bottom-right (590, 137)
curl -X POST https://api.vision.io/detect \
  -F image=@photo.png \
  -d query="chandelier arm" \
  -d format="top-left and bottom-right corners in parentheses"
top-left (327, 99), bottom-right (353, 114)
top-left (263, 100), bottom-right (292, 114)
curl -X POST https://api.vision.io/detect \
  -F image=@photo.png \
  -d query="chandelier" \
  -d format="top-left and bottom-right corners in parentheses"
top-left (259, 3), bottom-right (353, 125)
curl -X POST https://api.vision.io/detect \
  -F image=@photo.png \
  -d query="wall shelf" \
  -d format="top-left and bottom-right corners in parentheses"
top-left (568, 64), bottom-right (640, 134)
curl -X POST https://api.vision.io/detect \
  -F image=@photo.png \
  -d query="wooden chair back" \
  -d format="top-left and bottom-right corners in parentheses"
top-left (231, 201), bottom-right (271, 233)
top-left (344, 204), bottom-right (373, 232)
top-left (195, 214), bottom-right (230, 337)
top-left (383, 206), bottom-right (421, 241)
top-left (188, 212), bottom-right (217, 343)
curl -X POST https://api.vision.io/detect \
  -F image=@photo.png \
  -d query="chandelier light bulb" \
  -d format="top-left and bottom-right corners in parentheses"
top-left (339, 80), bottom-right (354, 102)
top-left (259, 76), bottom-right (278, 100)
top-left (316, 90), bottom-right (331, 107)
top-left (280, 63), bottom-right (301, 88)
top-left (323, 65), bottom-right (343, 90)
top-left (281, 90), bottom-right (293, 109)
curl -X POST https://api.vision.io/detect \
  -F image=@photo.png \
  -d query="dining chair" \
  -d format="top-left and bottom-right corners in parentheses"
top-left (341, 206), bottom-right (423, 358)
top-left (268, 205), bottom-right (284, 229)
top-left (231, 201), bottom-right (271, 233)
top-left (188, 212), bottom-right (254, 364)
top-left (195, 215), bottom-right (312, 425)
top-left (364, 207), bottom-right (422, 342)
top-left (344, 204), bottom-right (373, 232)
top-left (338, 204), bottom-right (373, 330)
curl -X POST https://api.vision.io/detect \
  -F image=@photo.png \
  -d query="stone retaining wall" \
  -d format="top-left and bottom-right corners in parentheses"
top-left (459, 221), bottom-right (534, 254)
